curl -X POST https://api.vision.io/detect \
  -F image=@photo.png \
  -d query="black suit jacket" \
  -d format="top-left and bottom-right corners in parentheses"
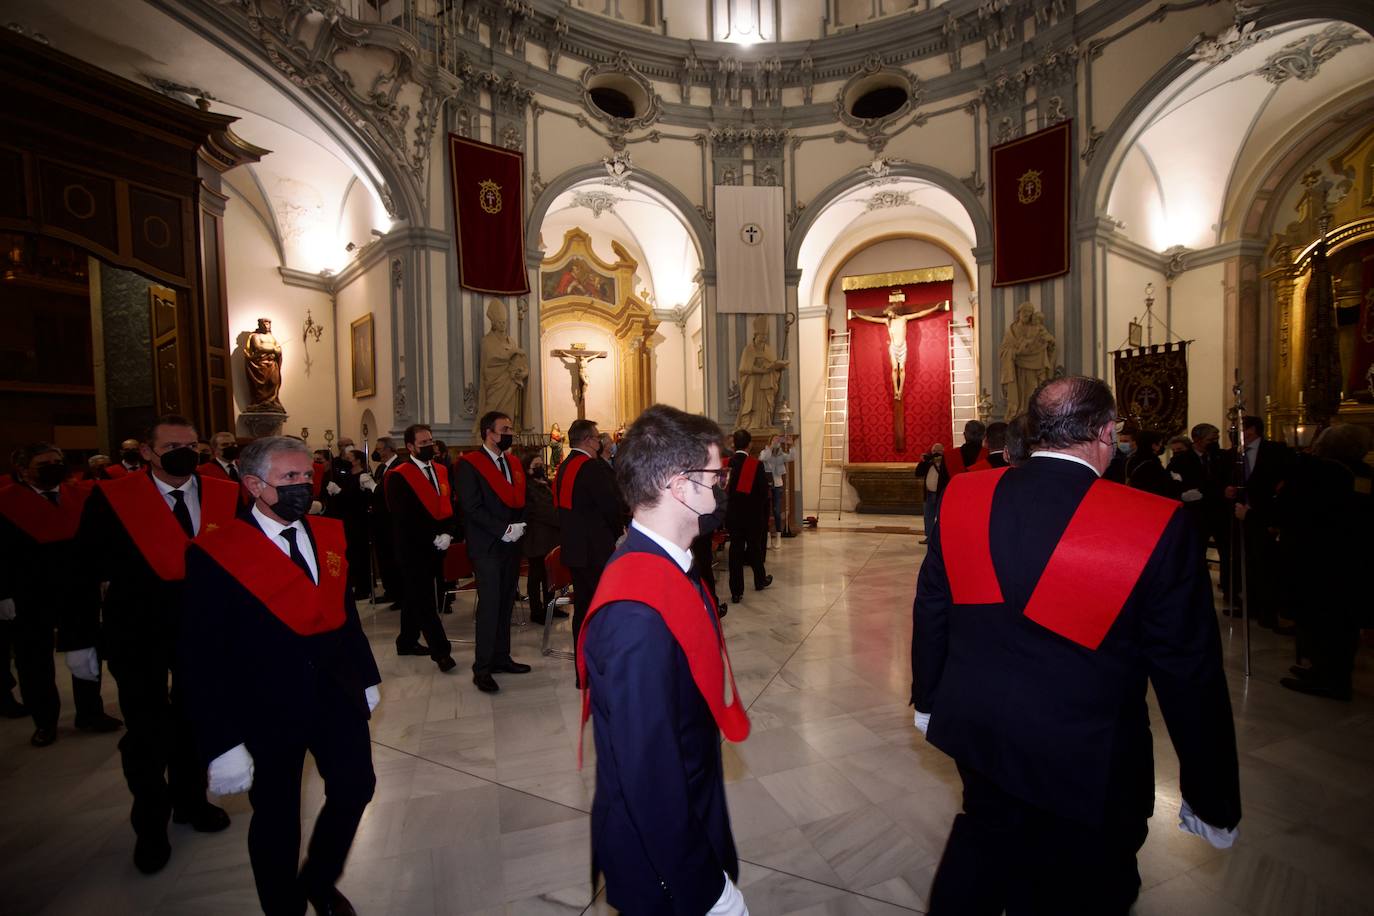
top-left (557, 450), bottom-right (623, 569)
top-left (912, 457), bottom-right (1240, 830)
top-left (178, 514), bottom-right (381, 764)
top-left (455, 450), bottom-right (525, 559)
top-left (724, 451), bottom-right (768, 532)
top-left (583, 527), bottom-right (738, 915)
top-left (0, 486), bottom-right (100, 650)
top-left (385, 458), bottom-right (458, 573)
top-left (1237, 439), bottom-right (1293, 528)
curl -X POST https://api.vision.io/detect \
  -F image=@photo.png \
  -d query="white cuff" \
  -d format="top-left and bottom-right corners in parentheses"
top-left (365, 684), bottom-right (380, 712)
top-left (65, 648), bottom-right (101, 682)
top-left (1178, 799), bottom-right (1237, 849)
top-left (207, 744), bottom-right (255, 796)
top-left (913, 710), bottom-right (931, 735)
top-left (706, 872), bottom-right (748, 916)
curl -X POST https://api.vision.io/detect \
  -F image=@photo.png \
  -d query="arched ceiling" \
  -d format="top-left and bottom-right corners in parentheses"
top-left (795, 177), bottom-right (978, 308)
top-left (1105, 19), bottom-right (1374, 253)
top-left (0, 0), bottom-right (392, 273)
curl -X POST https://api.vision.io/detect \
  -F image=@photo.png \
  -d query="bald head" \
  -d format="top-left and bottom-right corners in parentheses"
top-left (1025, 375), bottom-right (1118, 474)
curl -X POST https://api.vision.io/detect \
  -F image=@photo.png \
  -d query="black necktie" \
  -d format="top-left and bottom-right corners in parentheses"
top-left (42, 491), bottom-right (59, 507)
top-left (169, 490), bottom-right (194, 537)
top-left (228, 465), bottom-right (240, 483)
top-left (497, 455), bottom-right (509, 483)
top-left (425, 466), bottom-right (440, 492)
top-left (279, 527), bottom-right (315, 582)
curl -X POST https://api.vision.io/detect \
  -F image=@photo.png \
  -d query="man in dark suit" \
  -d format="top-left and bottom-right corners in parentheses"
top-left (912, 377), bottom-right (1241, 915)
top-left (983, 421), bottom-right (1010, 469)
top-left (369, 437), bottom-right (403, 606)
top-left (199, 432), bottom-right (242, 484)
top-left (181, 436), bottom-right (380, 916)
top-left (943, 420), bottom-right (990, 477)
top-left (555, 419), bottom-right (623, 656)
top-left (725, 429), bottom-right (771, 604)
top-left (579, 404), bottom-right (749, 916)
top-left (0, 443), bottom-right (122, 747)
top-left (455, 411), bottom-right (530, 693)
top-left (384, 424), bottom-right (458, 672)
top-left (77, 415), bottom-right (241, 874)
top-left (1228, 415), bottom-right (1294, 628)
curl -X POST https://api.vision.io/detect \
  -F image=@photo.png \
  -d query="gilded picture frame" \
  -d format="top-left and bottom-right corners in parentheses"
top-left (350, 313), bottom-right (375, 398)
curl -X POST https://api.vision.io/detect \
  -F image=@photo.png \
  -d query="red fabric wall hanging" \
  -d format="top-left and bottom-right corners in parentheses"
top-left (845, 280), bottom-right (953, 463)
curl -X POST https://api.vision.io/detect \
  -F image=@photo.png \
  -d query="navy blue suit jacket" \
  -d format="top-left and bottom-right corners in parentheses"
top-left (912, 456), bottom-right (1241, 830)
top-left (582, 527), bottom-right (738, 916)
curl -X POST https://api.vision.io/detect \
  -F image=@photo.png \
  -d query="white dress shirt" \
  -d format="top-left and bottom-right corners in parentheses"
top-left (1031, 450), bottom-right (1101, 476)
top-left (1244, 438), bottom-right (1260, 476)
top-left (630, 520), bottom-right (694, 573)
top-left (482, 444), bottom-right (513, 483)
top-left (251, 504), bottom-right (318, 583)
top-left (152, 473), bottom-right (201, 534)
top-left (411, 456), bottom-right (442, 492)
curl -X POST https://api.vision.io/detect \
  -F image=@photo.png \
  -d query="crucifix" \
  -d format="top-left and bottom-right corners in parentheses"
top-left (849, 294), bottom-right (951, 452)
top-left (550, 345), bottom-right (607, 419)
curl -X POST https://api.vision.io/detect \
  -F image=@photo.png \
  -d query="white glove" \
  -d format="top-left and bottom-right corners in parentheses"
top-left (501, 522), bottom-right (527, 543)
top-left (1181, 488), bottom-right (1203, 503)
top-left (1170, 471), bottom-right (1183, 482)
top-left (913, 710), bottom-right (931, 735)
top-left (433, 533), bottom-right (453, 552)
top-left (359, 473), bottom-right (377, 493)
top-left (326, 481), bottom-right (342, 496)
top-left (1178, 799), bottom-right (1237, 849)
top-left (309, 499), bottom-right (324, 515)
top-left (65, 647), bottom-right (101, 682)
top-left (0, 598), bottom-right (14, 621)
top-left (208, 744), bottom-right (255, 796)
top-left (365, 684), bottom-right (380, 712)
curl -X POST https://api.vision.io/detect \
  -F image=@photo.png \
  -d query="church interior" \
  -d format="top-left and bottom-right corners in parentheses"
top-left (2, 0), bottom-right (1373, 913)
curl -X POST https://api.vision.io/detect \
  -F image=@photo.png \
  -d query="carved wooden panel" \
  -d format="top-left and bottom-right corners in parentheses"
top-left (129, 186), bottom-right (185, 278)
top-left (37, 161), bottom-right (117, 252)
top-left (155, 338), bottom-right (182, 415)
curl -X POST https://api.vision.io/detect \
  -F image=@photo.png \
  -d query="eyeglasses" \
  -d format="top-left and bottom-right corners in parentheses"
top-left (680, 468), bottom-right (729, 489)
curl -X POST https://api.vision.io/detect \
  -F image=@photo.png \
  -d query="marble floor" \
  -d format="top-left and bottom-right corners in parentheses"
top-left (2, 528), bottom-right (1372, 915)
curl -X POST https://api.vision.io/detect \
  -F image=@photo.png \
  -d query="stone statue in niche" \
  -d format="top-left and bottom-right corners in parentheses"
top-left (998, 302), bottom-right (1057, 419)
top-left (736, 315), bottom-right (788, 431)
top-left (476, 298), bottom-right (528, 432)
top-left (245, 317), bottom-right (283, 411)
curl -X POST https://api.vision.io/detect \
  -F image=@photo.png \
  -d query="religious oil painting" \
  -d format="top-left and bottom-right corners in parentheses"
top-left (350, 313), bottom-right (375, 398)
top-left (540, 257), bottom-right (617, 305)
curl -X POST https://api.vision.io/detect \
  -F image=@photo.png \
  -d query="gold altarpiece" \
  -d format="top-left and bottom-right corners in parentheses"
top-left (539, 228), bottom-right (658, 427)
top-left (1263, 124), bottom-right (1374, 437)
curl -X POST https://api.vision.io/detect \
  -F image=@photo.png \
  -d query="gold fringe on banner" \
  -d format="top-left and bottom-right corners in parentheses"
top-left (841, 266), bottom-right (955, 292)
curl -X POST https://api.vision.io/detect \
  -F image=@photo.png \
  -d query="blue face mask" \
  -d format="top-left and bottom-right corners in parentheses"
top-left (1118, 441), bottom-right (1135, 456)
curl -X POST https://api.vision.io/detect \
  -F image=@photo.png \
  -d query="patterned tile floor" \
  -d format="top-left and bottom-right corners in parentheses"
top-left (1, 528), bottom-right (1370, 914)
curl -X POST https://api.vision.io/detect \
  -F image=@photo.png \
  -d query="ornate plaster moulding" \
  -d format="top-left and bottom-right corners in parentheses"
top-left (1255, 23), bottom-right (1369, 86)
top-left (833, 56), bottom-right (925, 140)
top-left (579, 51), bottom-right (663, 137)
top-left (571, 189), bottom-right (620, 218)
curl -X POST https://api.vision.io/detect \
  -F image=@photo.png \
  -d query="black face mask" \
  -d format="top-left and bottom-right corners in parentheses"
top-left (530, 466), bottom-right (546, 480)
top-left (197, 452), bottom-right (212, 465)
top-left (415, 445), bottom-right (436, 462)
top-left (35, 463), bottom-right (67, 489)
top-left (221, 445), bottom-right (240, 461)
top-left (497, 433), bottom-right (514, 452)
top-left (682, 484), bottom-right (727, 538)
top-left (121, 449), bottom-right (141, 465)
top-left (268, 483), bottom-right (314, 523)
top-left (370, 450), bottom-right (381, 462)
top-left (158, 446), bottom-right (199, 477)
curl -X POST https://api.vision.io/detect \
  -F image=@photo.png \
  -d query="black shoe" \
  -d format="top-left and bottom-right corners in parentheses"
top-left (1280, 677), bottom-right (1351, 701)
top-left (173, 802), bottom-right (230, 833)
top-left (755, 575), bottom-right (773, 592)
top-left (730, 593), bottom-right (743, 603)
top-left (436, 656), bottom-right (457, 673)
top-left (378, 593), bottom-right (399, 604)
top-left (30, 727), bottom-right (57, 748)
top-left (531, 614), bottom-right (548, 625)
top-left (309, 887), bottom-right (357, 916)
top-left (491, 660), bottom-right (531, 674)
top-left (75, 712), bottom-right (124, 733)
top-left (1289, 664), bottom-right (1315, 680)
top-left (0, 692), bottom-right (26, 718)
top-left (553, 608), bottom-right (570, 619)
top-left (782, 531), bottom-right (798, 539)
top-left (133, 833), bottom-right (172, 874)
top-left (389, 601), bottom-right (405, 611)
top-left (396, 643), bottom-right (430, 656)
top-left (717, 602), bottom-right (728, 619)
top-left (919, 538), bottom-right (929, 544)
top-left (473, 672), bottom-right (499, 692)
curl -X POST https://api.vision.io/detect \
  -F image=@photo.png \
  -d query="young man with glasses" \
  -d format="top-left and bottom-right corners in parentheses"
top-left (578, 404), bottom-right (749, 916)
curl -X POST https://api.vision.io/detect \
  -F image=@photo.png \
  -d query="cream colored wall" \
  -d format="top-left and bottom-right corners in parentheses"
top-left (653, 319), bottom-right (687, 411)
top-left (685, 305), bottom-right (705, 415)
top-left (335, 258), bottom-right (393, 440)
top-left (1168, 262), bottom-right (1227, 427)
top-left (222, 195), bottom-right (338, 440)
top-left (798, 313), bottom-right (827, 514)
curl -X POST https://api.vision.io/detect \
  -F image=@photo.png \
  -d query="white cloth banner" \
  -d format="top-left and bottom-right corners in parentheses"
top-left (715, 185), bottom-right (785, 314)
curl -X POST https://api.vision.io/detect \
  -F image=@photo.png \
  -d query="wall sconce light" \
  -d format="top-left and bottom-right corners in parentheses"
top-left (303, 309), bottom-right (324, 344)
top-left (301, 427), bottom-right (310, 444)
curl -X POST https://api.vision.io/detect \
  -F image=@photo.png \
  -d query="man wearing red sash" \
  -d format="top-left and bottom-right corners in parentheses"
top-left (0, 443), bottom-right (122, 747)
top-left (724, 429), bottom-right (771, 604)
top-left (455, 411), bottom-right (530, 693)
top-left (77, 415), bottom-right (241, 874)
top-left (555, 419), bottom-right (623, 658)
top-left (181, 436), bottom-right (380, 916)
top-left (942, 419), bottom-right (991, 477)
top-left (579, 404), bottom-right (749, 916)
top-left (912, 377), bottom-right (1241, 914)
top-left (199, 431), bottom-right (243, 484)
top-left (385, 423), bottom-right (459, 672)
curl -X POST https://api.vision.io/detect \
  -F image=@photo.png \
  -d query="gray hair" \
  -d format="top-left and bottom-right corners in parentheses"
top-left (239, 436), bottom-right (311, 481)
top-left (1312, 423), bottom-right (1374, 466)
top-left (16, 442), bottom-right (62, 468)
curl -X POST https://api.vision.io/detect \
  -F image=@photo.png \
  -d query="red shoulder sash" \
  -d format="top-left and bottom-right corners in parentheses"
top-left (734, 456), bottom-right (761, 493)
top-left (555, 453), bottom-right (591, 510)
top-left (946, 446), bottom-right (989, 476)
top-left (199, 462), bottom-right (228, 481)
top-left (99, 472), bottom-right (240, 581)
top-left (0, 482), bottom-right (90, 544)
top-left (194, 516), bottom-right (347, 636)
top-left (104, 465), bottom-right (129, 479)
top-left (576, 551), bottom-right (750, 766)
top-left (458, 451), bottom-right (526, 509)
top-left (392, 462), bottom-right (455, 520)
top-left (939, 469), bottom-right (1178, 649)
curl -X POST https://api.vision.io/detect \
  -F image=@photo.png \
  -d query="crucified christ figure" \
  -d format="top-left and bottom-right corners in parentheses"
top-left (849, 299), bottom-right (951, 401)
top-left (551, 348), bottom-right (607, 419)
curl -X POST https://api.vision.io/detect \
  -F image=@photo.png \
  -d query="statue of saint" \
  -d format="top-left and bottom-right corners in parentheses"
top-left (849, 300), bottom-right (950, 401)
top-left (549, 422), bottom-right (564, 467)
top-left (736, 316), bottom-right (788, 431)
top-left (244, 317), bottom-right (283, 411)
top-left (475, 299), bottom-right (528, 432)
top-left (998, 302), bottom-right (1057, 419)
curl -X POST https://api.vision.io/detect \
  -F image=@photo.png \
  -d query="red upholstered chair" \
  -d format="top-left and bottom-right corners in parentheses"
top-left (540, 546), bottom-right (576, 660)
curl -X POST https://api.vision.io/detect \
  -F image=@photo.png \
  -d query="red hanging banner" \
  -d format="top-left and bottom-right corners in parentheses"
top-left (449, 134), bottom-right (530, 295)
top-left (991, 121), bottom-right (1071, 287)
